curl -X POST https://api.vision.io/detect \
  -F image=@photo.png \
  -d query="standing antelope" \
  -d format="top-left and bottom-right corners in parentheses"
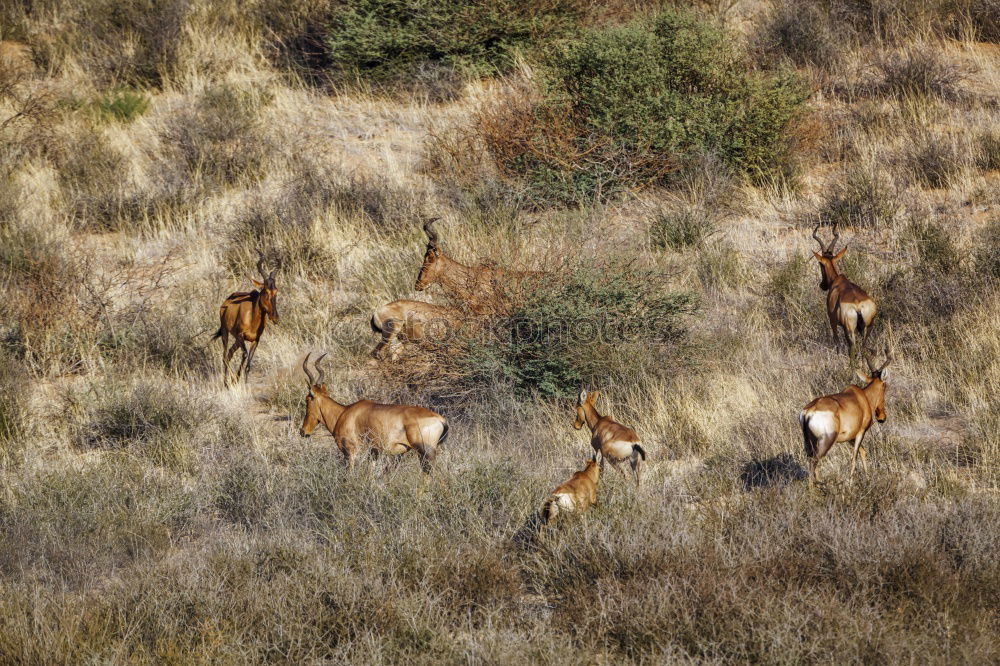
top-left (811, 222), bottom-right (877, 361)
top-left (541, 455), bottom-right (600, 525)
top-left (574, 387), bottom-right (647, 487)
top-left (800, 355), bottom-right (890, 486)
top-left (414, 217), bottom-right (543, 314)
top-left (370, 299), bottom-right (460, 360)
top-left (212, 251), bottom-right (280, 386)
top-left (299, 353), bottom-right (449, 474)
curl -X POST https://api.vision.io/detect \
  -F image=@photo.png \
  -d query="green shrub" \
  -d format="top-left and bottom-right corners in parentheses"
top-left (93, 88), bottom-right (150, 122)
top-left (479, 10), bottom-right (809, 204)
top-left (650, 205), bottom-right (717, 250)
top-left (322, 0), bottom-right (585, 97)
top-left (458, 262), bottom-right (696, 398)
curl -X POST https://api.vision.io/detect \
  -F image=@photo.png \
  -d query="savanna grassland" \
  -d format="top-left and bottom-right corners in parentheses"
top-left (1, 0), bottom-right (999, 662)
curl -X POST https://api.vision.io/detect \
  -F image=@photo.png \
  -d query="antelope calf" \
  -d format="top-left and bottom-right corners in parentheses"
top-left (212, 252), bottom-right (280, 386)
top-left (299, 353), bottom-right (449, 474)
top-left (541, 456), bottom-right (600, 525)
top-left (811, 222), bottom-right (877, 361)
top-left (414, 217), bottom-right (543, 314)
top-left (370, 299), bottom-right (460, 360)
top-left (574, 387), bottom-right (647, 487)
top-left (800, 355), bottom-right (890, 486)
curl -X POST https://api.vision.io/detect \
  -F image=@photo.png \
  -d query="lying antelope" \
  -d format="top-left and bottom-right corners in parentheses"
top-left (812, 222), bottom-right (877, 361)
top-left (541, 455), bottom-right (600, 525)
top-left (299, 353), bottom-right (448, 474)
top-left (574, 387), bottom-right (647, 487)
top-left (370, 299), bottom-right (460, 360)
top-left (212, 251), bottom-right (280, 386)
top-left (415, 217), bottom-right (543, 314)
top-left (800, 355), bottom-right (890, 486)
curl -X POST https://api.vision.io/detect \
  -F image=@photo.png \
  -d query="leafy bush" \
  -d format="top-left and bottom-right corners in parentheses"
top-left (93, 88), bottom-right (150, 122)
top-left (650, 205), bottom-right (717, 250)
top-left (476, 11), bottom-right (809, 204)
top-left (322, 0), bottom-right (585, 97)
top-left (458, 262), bottom-right (696, 398)
top-left (820, 163), bottom-right (898, 228)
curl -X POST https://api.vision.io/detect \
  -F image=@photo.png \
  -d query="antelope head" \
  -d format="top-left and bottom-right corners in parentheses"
top-left (812, 222), bottom-right (847, 291)
top-left (574, 386), bottom-right (599, 430)
top-left (856, 354), bottom-right (891, 423)
top-left (300, 352), bottom-right (329, 437)
top-left (251, 250), bottom-right (281, 323)
top-left (414, 217), bottom-right (443, 291)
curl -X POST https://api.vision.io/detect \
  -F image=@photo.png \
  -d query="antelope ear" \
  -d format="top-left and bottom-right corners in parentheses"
top-left (812, 251), bottom-right (824, 261)
top-left (250, 278), bottom-right (265, 288)
top-left (833, 247), bottom-right (847, 261)
top-left (589, 390), bottom-right (600, 403)
top-left (879, 369), bottom-right (889, 381)
top-left (855, 369), bottom-right (870, 384)
top-left (578, 389), bottom-right (587, 404)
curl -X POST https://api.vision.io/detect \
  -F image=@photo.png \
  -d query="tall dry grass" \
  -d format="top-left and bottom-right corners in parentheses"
top-left (0, 1), bottom-right (997, 662)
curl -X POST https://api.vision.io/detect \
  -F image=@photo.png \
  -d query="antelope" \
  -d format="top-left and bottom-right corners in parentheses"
top-left (370, 299), bottom-right (460, 360)
top-left (799, 355), bottom-right (890, 487)
top-left (414, 217), bottom-right (543, 314)
top-left (299, 352), bottom-right (449, 474)
top-left (541, 455), bottom-right (600, 525)
top-left (574, 387), bottom-right (647, 487)
top-left (811, 222), bottom-right (877, 362)
top-left (212, 251), bottom-right (280, 386)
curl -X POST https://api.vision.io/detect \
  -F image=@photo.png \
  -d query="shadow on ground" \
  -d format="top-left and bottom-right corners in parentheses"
top-left (739, 453), bottom-right (808, 491)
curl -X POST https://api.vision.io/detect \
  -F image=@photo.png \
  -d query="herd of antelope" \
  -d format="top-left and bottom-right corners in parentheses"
top-left (213, 218), bottom-right (890, 528)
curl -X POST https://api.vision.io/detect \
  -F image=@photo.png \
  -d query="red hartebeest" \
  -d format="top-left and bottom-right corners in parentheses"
top-left (370, 299), bottom-right (460, 360)
top-left (414, 218), bottom-right (543, 314)
top-left (541, 455), bottom-right (600, 525)
top-left (800, 355), bottom-right (890, 486)
top-left (812, 222), bottom-right (877, 362)
top-left (574, 387), bottom-right (647, 487)
top-left (212, 252), bottom-right (280, 386)
top-left (299, 353), bottom-right (449, 474)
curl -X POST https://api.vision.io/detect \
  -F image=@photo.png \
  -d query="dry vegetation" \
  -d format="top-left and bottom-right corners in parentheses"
top-left (0, 0), bottom-right (998, 662)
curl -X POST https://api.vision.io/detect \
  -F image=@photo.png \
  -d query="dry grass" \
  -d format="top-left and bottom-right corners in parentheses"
top-left (0, 2), bottom-right (998, 662)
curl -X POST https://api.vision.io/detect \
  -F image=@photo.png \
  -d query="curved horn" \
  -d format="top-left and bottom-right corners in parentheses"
top-left (877, 355), bottom-right (892, 373)
top-left (864, 351), bottom-right (877, 374)
top-left (302, 351), bottom-right (316, 386)
top-left (828, 221), bottom-right (840, 254)
top-left (268, 255), bottom-right (281, 283)
top-left (812, 222), bottom-right (825, 250)
top-left (423, 217), bottom-right (440, 247)
top-left (314, 352), bottom-right (328, 386)
top-left (256, 249), bottom-right (267, 280)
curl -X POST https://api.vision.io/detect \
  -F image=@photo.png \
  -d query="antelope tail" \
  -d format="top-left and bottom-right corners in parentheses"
top-left (210, 326), bottom-right (224, 341)
top-left (800, 412), bottom-right (817, 459)
top-left (633, 444), bottom-right (647, 461)
top-left (370, 314), bottom-right (381, 334)
top-left (855, 308), bottom-right (866, 337)
top-left (541, 497), bottom-right (557, 524)
top-left (438, 421), bottom-right (449, 446)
